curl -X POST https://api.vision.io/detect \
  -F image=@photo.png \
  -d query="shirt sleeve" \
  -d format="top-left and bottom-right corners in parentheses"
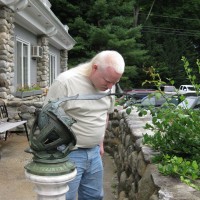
top-left (43, 80), bottom-right (68, 106)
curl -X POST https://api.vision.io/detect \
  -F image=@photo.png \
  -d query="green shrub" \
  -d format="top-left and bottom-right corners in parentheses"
top-left (132, 58), bottom-right (200, 190)
top-left (143, 107), bottom-right (200, 162)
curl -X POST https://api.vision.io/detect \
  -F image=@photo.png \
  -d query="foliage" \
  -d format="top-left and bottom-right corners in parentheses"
top-left (137, 0), bottom-right (200, 87)
top-left (49, 1), bottom-right (200, 88)
top-left (115, 96), bottom-right (127, 107)
top-left (142, 108), bottom-right (200, 161)
top-left (158, 155), bottom-right (200, 191)
top-left (49, 0), bottom-right (149, 89)
top-left (182, 56), bottom-right (200, 95)
top-left (135, 58), bottom-right (200, 190)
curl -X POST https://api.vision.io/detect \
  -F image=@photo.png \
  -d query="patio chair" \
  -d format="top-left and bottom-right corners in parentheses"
top-left (0, 99), bottom-right (28, 141)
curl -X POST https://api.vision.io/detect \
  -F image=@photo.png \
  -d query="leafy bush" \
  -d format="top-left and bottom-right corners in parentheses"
top-left (143, 107), bottom-right (200, 160)
top-left (158, 155), bottom-right (200, 191)
top-left (134, 58), bottom-right (200, 190)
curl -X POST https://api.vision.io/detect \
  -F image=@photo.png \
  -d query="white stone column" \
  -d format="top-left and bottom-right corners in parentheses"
top-left (25, 169), bottom-right (77, 200)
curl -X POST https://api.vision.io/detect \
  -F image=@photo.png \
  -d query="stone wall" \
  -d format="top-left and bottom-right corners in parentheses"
top-left (4, 95), bottom-right (44, 136)
top-left (0, 6), bottom-right (15, 99)
top-left (0, 5), bottom-right (68, 99)
top-left (105, 108), bottom-right (200, 200)
top-left (60, 49), bottom-right (68, 72)
top-left (37, 35), bottom-right (49, 89)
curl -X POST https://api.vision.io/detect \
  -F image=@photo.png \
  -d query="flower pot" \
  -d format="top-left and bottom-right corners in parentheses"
top-left (33, 90), bottom-right (43, 95)
top-left (15, 90), bottom-right (43, 98)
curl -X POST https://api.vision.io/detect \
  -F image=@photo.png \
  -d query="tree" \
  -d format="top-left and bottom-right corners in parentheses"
top-left (50, 0), bottom-right (200, 88)
top-left (137, 0), bottom-right (200, 86)
top-left (49, 0), bottom-right (149, 88)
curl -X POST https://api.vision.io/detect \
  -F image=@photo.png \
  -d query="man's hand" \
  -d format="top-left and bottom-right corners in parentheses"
top-left (100, 141), bottom-right (104, 156)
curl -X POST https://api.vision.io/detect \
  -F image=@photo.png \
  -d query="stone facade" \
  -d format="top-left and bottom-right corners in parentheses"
top-left (105, 108), bottom-right (200, 200)
top-left (37, 35), bottom-right (49, 88)
top-left (0, 6), bottom-right (15, 99)
top-left (0, 4), bottom-right (70, 100)
top-left (60, 49), bottom-right (68, 72)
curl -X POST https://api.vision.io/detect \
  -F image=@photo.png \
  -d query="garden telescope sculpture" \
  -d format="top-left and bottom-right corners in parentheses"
top-left (24, 91), bottom-right (123, 199)
top-left (25, 92), bottom-right (123, 200)
top-left (25, 91), bottom-right (115, 165)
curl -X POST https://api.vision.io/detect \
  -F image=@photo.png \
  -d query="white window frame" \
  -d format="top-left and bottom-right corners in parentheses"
top-left (49, 52), bottom-right (57, 86)
top-left (16, 37), bottom-right (31, 88)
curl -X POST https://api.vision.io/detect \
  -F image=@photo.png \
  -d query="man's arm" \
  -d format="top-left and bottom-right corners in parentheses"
top-left (100, 114), bottom-right (109, 156)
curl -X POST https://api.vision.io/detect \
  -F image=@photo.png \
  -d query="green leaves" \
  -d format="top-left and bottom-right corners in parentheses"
top-left (126, 107), bottom-right (132, 115)
top-left (139, 59), bottom-right (200, 190)
top-left (143, 107), bottom-right (200, 159)
top-left (158, 155), bottom-right (200, 190)
top-left (182, 56), bottom-right (200, 95)
top-left (49, 0), bottom-right (149, 88)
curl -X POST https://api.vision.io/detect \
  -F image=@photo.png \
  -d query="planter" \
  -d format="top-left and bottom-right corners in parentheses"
top-left (15, 90), bottom-right (43, 98)
top-left (33, 90), bottom-right (43, 95)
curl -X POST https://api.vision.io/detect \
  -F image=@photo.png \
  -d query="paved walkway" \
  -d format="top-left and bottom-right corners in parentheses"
top-left (0, 134), bottom-right (116, 200)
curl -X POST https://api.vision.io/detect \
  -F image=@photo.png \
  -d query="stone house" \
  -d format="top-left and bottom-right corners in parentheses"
top-left (0, 0), bottom-right (75, 100)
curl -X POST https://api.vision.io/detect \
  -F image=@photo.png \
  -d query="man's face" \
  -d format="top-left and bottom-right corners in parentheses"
top-left (89, 65), bottom-right (122, 91)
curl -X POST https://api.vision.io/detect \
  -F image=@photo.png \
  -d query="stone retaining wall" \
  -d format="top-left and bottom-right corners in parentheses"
top-left (4, 95), bottom-right (44, 134)
top-left (0, 5), bottom-right (69, 99)
top-left (105, 108), bottom-right (200, 200)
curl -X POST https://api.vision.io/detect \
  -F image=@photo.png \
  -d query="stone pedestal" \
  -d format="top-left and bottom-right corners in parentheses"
top-left (25, 161), bottom-right (77, 200)
top-left (25, 169), bottom-right (77, 200)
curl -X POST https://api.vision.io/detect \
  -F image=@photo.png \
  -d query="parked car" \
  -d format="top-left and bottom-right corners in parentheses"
top-left (160, 85), bottom-right (177, 95)
top-left (140, 95), bottom-right (167, 107)
top-left (177, 96), bottom-right (200, 109)
top-left (178, 85), bottom-right (196, 95)
top-left (138, 94), bottom-right (183, 109)
top-left (121, 91), bottom-right (192, 110)
top-left (126, 89), bottom-right (156, 100)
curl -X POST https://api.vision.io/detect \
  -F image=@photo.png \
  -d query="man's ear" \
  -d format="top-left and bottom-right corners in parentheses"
top-left (92, 64), bottom-right (98, 71)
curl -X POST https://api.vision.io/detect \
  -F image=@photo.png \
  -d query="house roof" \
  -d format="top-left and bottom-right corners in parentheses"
top-left (0, 0), bottom-right (76, 50)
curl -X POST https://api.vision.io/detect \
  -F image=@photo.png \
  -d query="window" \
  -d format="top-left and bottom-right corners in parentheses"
top-left (16, 38), bottom-right (30, 87)
top-left (49, 53), bottom-right (57, 86)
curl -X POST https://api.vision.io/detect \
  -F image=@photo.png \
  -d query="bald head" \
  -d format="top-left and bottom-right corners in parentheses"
top-left (91, 50), bottom-right (125, 74)
top-left (88, 50), bottom-right (125, 91)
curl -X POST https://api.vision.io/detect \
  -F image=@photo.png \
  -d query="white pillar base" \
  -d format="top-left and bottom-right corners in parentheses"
top-left (25, 169), bottom-right (77, 200)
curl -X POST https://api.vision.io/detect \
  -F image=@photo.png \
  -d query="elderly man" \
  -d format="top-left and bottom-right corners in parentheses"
top-left (44, 50), bottom-right (125, 200)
